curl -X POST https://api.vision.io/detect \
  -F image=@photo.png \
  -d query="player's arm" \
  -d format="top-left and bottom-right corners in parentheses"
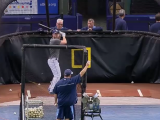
top-left (92, 27), bottom-right (103, 31)
top-left (54, 94), bottom-right (58, 106)
top-left (60, 31), bottom-right (67, 45)
top-left (53, 85), bottom-right (58, 106)
top-left (80, 61), bottom-right (90, 77)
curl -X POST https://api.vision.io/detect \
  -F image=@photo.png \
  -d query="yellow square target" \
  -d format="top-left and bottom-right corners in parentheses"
top-left (71, 47), bottom-right (91, 68)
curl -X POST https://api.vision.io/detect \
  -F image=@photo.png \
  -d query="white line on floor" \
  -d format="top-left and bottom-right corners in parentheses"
top-left (97, 90), bottom-right (102, 97)
top-left (137, 89), bottom-right (143, 97)
top-left (27, 90), bottom-right (31, 98)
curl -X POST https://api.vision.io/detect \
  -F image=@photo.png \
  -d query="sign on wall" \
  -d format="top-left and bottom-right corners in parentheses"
top-left (4, 0), bottom-right (58, 15)
top-left (38, 0), bottom-right (58, 14)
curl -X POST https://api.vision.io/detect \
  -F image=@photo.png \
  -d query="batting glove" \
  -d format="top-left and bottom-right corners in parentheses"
top-left (60, 31), bottom-right (66, 37)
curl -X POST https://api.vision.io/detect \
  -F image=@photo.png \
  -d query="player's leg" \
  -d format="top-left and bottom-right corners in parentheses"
top-left (64, 105), bottom-right (75, 120)
top-left (48, 58), bottom-right (61, 93)
top-left (70, 105), bottom-right (76, 120)
top-left (56, 107), bottom-right (64, 120)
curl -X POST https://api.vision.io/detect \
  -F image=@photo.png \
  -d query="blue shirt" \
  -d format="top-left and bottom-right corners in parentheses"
top-left (53, 74), bottom-right (81, 107)
top-left (150, 22), bottom-right (160, 34)
top-left (81, 26), bottom-right (103, 31)
top-left (115, 18), bottom-right (128, 30)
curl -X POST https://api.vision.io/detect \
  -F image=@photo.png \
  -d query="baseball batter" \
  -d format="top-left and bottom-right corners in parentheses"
top-left (48, 30), bottom-right (67, 94)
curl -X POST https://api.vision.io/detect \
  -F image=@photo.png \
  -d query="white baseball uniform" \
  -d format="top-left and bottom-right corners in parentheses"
top-left (48, 38), bottom-right (61, 94)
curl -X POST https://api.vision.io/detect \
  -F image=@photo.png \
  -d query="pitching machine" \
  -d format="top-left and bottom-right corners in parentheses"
top-left (82, 92), bottom-right (103, 120)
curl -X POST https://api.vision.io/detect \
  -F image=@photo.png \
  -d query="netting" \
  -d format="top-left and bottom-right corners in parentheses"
top-left (19, 44), bottom-right (88, 120)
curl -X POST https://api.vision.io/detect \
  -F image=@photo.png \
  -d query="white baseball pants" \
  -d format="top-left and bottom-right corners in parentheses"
top-left (47, 58), bottom-right (61, 94)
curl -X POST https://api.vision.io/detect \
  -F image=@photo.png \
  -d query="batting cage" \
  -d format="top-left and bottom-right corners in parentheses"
top-left (19, 44), bottom-right (88, 120)
top-left (0, 29), bottom-right (160, 120)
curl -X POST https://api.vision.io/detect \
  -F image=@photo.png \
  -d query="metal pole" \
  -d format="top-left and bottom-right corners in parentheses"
top-left (20, 47), bottom-right (25, 120)
top-left (81, 51), bottom-right (85, 120)
top-left (83, 50), bottom-right (88, 92)
top-left (45, 0), bottom-right (50, 28)
top-left (61, 0), bottom-right (64, 19)
top-left (84, 51), bottom-right (88, 92)
top-left (106, 0), bottom-right (109, 30)
top-left (72, 0), bottom-right (77, 16)
top-left (77, 14), bottom-right (79, 29)
top-left (112, 0), bottom-right (116, 31)
top-left (81, 49), bottom-right (88, 120)
top-left (74, 2), bottom-right (76, 16)
top-left (148, 22), bottom-right (151, 31)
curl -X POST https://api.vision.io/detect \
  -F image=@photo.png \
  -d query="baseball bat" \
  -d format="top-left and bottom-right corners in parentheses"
top-left (38, 23), bottom-right (52, 30)
top-left (38, 23), bottom-right (66, 35)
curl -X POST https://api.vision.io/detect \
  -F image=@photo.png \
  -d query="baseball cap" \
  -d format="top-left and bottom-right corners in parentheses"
top-left (64, 69), bottom-right (73, 76)
top-left (52, 30), bottom-right (60, 34)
